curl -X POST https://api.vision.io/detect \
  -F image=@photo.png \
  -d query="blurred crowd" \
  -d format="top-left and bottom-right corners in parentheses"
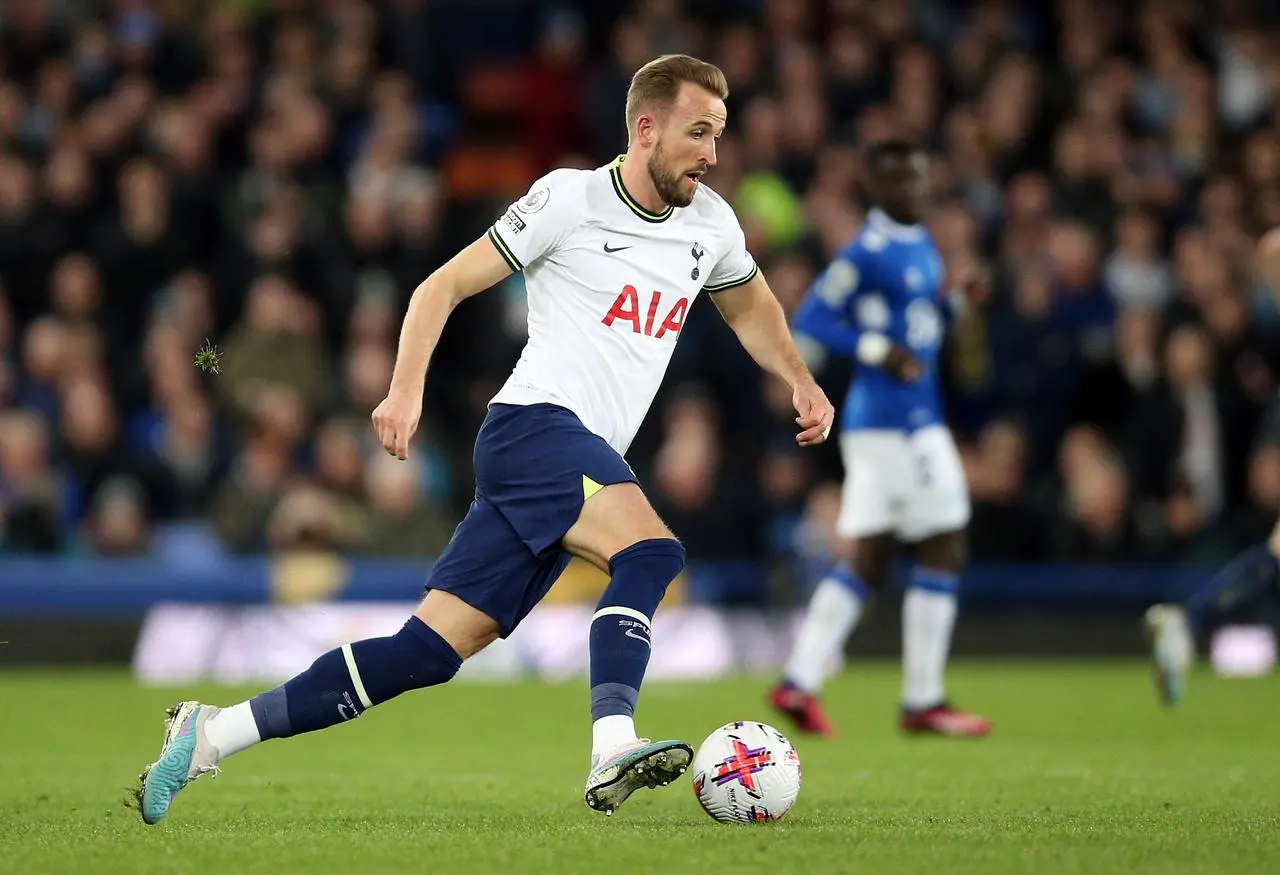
top-left (3, 0), bottom-right (1280, 604)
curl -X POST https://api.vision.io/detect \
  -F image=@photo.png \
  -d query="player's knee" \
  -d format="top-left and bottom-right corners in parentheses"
top-left (853, 560), bottom-right (889, 589)
top-left (609, 536), bottom-right (685, 577)
top-left (830, 537), bottom-right (856, 564)
top-left (565, 481), bottom-right (674, 570)
top-left (601, 537), bottom-right (686, 613)
top-left (851, 542), bottom-right (893, 589)
top-left (414, 589), bottom-right (501, 661)
top-left (917, 529), bottom-right (967, 573)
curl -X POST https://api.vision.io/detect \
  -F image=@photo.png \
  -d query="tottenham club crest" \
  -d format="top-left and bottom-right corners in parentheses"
top-left (690, 243), bottom-right (705, 280)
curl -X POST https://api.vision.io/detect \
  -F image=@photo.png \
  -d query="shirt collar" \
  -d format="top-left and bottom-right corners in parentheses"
top-left (867, 208), bottom-right (926, 243)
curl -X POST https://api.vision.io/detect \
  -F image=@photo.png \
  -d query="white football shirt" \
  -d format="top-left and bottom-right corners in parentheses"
top-left (485, 156), bottom-right (758, 455)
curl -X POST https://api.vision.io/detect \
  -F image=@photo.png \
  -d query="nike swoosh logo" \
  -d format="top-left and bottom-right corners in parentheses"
top-left (624, 627), bottom-right (651, 646)
top-left (603, 243), bottom-right (632, 253)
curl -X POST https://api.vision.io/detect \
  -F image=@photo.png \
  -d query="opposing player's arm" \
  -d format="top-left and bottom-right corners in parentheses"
top-left (791, 258), bottom-right (868, 356)
top-left (710, 270), bottom-right (834, 445)
top-left (793, 253), bottom-right (922, 380)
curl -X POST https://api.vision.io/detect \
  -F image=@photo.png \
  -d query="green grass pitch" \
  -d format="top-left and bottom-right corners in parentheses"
top-left (1, 662), bottom-right (1276, 875)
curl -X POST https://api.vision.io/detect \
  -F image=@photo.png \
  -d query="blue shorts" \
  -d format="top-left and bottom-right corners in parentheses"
top-left (425, 403), bottom-right (638, 636)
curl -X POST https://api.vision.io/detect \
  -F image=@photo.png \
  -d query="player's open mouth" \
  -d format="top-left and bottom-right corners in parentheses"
top-left (686, 171), bottom-right (703, 183)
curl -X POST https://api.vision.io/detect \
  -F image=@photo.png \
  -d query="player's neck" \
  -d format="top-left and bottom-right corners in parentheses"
top-left (869, 206), bottom-right (921, 230)
top-left (618, 153), bottom-right (670, 215)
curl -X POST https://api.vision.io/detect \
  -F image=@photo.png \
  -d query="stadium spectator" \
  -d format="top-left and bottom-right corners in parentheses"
top-left (2, 0), bottom-right (1280, 609)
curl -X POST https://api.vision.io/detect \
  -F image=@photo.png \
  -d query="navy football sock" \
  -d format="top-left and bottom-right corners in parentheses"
top-left (1185, 543), bottom-right (1280, 630)
top-left (249, 616), bottom-right (461, 740)
top-left (589, 538), bottom-right (686, 721)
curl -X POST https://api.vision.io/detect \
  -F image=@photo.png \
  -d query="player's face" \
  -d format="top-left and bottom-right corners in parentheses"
top-left (875, 152), bottom-right (930, 223)
top-left (648, 83), bottom-right (726, 208)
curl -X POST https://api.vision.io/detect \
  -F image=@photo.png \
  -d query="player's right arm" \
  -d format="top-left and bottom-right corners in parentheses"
top-left (374, 236), bottom-right (513, 459)
top-left (374, 171), bottom-right (579, 459)
top-left (387, 236), bottom-right (515, 396)
top-left (792, 249), bottom-right (922, 381)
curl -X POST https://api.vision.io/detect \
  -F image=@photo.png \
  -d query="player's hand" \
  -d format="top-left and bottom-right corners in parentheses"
top-left (371, 388), bottom-right (422, 460)
top-left (884, 346), bottom-right (924, 382)
top-left (792, 380), bottom-right (835, 447)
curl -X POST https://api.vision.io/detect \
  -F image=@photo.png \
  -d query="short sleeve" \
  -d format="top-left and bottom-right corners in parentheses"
top-left (702, 213), bottom-right (759, 293)
top-left (811, 247), bottom-right (866, 309)
top-left (486, 170), bottom-right (579, 272)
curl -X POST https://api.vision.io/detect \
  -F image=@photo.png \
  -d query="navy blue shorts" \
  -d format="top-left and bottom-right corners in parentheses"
top-left (426, 403), bottom-right (639, 636)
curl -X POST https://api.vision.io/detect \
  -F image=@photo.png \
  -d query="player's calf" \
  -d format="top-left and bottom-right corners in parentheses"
top-left (588, 537), bottom-right (686, 728)
top-left (585, 548), bottom-right (694, 815)
top-left (772, 559), bottom-right (873, 735)
top-left (565, 482), bottom-right (692, 812)
top-left (244, 612), bottom-right (464, 741)
top-left (900, 530), bottom-right (989, 734)
top-left (134, 604), bottom-right (471, 824)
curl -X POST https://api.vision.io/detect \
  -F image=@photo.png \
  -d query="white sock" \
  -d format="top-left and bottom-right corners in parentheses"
top-left (901, 570), bottom-right (959, 710)
top-left (591, 714), bottom-right (638, 758)
top-left (203, 701), bottom-right (262, 759)
top-left (782, 569), bottom-right (866, 694)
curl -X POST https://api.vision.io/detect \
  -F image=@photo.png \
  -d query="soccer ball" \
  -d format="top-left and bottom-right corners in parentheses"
top-left (690, 721), bottom-right (802, 823)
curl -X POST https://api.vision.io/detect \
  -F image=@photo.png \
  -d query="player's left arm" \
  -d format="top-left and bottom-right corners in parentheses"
top-left (710, 271), bottom-right (835, 446)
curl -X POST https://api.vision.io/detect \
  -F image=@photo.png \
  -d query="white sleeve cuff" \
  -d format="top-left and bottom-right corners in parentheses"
top-left (856, 332), bottom-right (891, 366)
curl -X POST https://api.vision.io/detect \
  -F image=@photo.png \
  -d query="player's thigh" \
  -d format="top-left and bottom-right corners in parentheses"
top-left (562, 481), bottom-right (675, 572)
top-left (418, 496), bottom-right (550, 655)
top-left (474, 403), bottom-right (645, 569)
top-left (901, 425), bottom-right (971, 543)
top-left (835, 431), bottom-right (907, 541)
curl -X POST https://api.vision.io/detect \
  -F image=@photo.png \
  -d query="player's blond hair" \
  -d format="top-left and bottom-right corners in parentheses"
top-left (625, 54), bottom-right (729, 137)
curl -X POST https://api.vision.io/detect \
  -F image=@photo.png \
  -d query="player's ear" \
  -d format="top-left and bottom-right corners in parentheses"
top-left (635, 112), bottom-right (658, 148)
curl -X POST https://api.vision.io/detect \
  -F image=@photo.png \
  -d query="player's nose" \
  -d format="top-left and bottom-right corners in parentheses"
top-left (700, 140), bottom-right (717, 167)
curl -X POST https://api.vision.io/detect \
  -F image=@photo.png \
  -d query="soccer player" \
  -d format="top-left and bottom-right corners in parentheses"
top-left (1144, 225), bottom-right (1280, 705)
top-left (768, 140), bottom-right (991, 738)
top-left (133, 54), bottom-right (835, 824)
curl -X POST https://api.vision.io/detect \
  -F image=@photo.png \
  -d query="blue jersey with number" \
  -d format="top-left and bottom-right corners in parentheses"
top-left (792, 209), bottom-right (950, 433)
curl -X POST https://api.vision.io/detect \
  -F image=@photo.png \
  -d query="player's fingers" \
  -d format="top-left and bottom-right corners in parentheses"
top-left (795, 424), bottom-right (827, 446)
top-left (394, 425), bottom-right (410, 461)
top-left (795, 397), bottom-right (822, 428)
top-left (381, 424), bottom-right (398, 457)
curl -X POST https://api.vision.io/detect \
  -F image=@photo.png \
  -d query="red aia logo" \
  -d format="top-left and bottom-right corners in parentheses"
top-left (602, 285), bottom-right (688, 339)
